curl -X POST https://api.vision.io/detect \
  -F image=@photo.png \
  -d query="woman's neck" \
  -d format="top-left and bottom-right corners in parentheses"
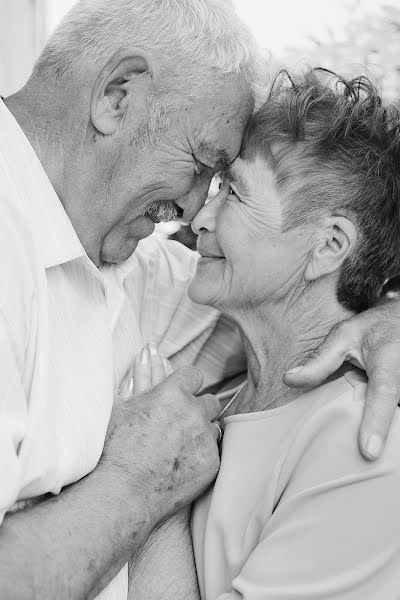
top-left (228, 281), bottom-right (354, 414)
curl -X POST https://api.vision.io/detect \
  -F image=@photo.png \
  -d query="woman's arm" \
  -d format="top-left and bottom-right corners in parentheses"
top-left (128, 508), bottom-right (200, 600)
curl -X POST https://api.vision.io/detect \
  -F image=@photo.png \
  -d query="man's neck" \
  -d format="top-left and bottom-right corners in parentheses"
top-left (4, 84), bottom-right (69, 202)
top-left (4, 81), bottom-right (108, 264)
top-left (228, 281), bottom-right (354, 414)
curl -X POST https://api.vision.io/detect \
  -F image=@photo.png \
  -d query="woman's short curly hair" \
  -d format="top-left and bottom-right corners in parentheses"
top-left (241, 68), bottom-right (400, 312)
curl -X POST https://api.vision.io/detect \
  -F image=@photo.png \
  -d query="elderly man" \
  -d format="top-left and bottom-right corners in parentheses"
top-left (1, 0), bottom-right (400, 599)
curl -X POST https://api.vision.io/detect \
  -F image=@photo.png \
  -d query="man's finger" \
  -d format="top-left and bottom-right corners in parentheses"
top-left (359, 346), bottom-right (400, 460)
top-left (283, 321), bottom-right (356, 389)
top-left (198, 393), bottom-right (221, 422)
top-left (167, 365), bottom-right (204, 395)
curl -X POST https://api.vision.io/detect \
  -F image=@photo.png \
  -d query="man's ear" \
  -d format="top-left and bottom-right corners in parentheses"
top-left (305, 216), bottom-right (358, 282)
top-left (90, 49), bottom-right (153, 135)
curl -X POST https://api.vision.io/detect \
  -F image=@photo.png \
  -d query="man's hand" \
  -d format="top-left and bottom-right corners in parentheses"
top-left (283, 298), bottom-right (400, 461)
top-left (102, 345), bottom-right (221, 525)
top-left (127, 345), bottom-right (201, 600)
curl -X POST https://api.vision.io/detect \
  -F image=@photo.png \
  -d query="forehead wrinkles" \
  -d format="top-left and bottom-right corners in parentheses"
top-left (230, 156), bottom-right (283, 235)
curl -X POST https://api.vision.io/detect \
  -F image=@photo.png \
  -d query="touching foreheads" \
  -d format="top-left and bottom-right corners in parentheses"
top-left (241, 69), bottom-right (400, 312)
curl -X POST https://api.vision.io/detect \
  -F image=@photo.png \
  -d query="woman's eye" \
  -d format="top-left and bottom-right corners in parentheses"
top-left (228, 185), bottom-right (237, 197)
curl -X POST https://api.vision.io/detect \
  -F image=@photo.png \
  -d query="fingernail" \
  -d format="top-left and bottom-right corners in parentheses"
top-left (148, 342), bottom-right (158, 356)
top-left (285, 366), bottom-right (303, 375)
top-left (365, 434), bottom-right (383, 459)
top-left (140, 346), bottom-right (149, 365)
top-left (161, 354), bottom-right (170, 368)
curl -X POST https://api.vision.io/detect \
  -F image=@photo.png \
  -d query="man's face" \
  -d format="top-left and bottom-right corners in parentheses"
top-left (99, 76), bottom-right (253, 263)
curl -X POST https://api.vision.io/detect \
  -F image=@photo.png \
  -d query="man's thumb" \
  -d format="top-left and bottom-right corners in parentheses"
top-left (168, 366), bottom-right (204, 395)
top-left (283, 324), bottom-right (351, 389)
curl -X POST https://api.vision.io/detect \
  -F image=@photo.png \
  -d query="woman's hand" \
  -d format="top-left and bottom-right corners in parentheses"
top-left (284, 298), bottom-right (400, 461)
top-left (133, 342), bottom-right (174, 394)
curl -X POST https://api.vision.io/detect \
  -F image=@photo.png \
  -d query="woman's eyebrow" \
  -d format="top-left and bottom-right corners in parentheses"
top-left (225, 166), bottom-right (247, 191)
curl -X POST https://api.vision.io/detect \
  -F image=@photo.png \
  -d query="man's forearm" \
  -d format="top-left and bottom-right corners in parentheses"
top-left (128, 509), bottom-right (200, 600)
top-left (0, 461), bottom-right (151, 600)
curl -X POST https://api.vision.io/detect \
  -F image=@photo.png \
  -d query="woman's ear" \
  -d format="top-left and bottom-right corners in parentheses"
top-left (90, 48), bottom-right (153, 135)
top-left (305, 216), bottom-right (357, 282)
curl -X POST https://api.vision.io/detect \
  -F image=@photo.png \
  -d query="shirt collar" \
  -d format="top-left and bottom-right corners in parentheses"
top-left (0, 98), bottom-right (86, 269)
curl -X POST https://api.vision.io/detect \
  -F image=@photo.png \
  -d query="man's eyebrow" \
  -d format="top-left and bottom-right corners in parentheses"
top-left (198, 142), bottom-right (231, 169)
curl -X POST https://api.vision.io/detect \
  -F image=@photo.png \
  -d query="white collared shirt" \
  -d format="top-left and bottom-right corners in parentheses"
top-left (0, 98), bottom-right (244, 531)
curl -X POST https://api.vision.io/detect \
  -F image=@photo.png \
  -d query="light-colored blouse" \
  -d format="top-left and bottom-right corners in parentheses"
top-left (192, 370), bottom-right (400, 599)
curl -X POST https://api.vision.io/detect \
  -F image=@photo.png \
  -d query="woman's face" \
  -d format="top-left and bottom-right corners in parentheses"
top-left (188, 154), bottom-right (314, 311)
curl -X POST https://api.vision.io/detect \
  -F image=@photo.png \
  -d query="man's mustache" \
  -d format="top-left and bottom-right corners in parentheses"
top-left (145, 201), bottom-right (179, 222)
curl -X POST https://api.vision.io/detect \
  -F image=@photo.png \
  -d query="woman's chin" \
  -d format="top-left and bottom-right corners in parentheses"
top-left (188, 256), bottom-right (226, 305)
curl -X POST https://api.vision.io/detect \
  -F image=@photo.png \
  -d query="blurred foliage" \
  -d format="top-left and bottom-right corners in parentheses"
top-left (272, 2), bottom-right (400, 103)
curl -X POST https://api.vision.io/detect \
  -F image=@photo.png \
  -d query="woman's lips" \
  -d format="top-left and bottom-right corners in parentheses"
top-left (197, 247), bottom-right (225, 260)
top-left (198, 254), bottom-right (225, 262)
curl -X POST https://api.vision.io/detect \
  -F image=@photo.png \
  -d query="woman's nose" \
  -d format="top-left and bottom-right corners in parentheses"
top-left (191, 184), bottom-right (226, 235)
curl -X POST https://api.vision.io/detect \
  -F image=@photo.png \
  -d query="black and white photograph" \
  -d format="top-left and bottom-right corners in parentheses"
top-left (1, 0), bottom-right (400, 598)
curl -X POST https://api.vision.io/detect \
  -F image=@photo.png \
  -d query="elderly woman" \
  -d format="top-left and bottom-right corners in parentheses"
top-left (186, 70), bottom-right (400, 599)
top-left (129, 70), bottom-right (400, 599)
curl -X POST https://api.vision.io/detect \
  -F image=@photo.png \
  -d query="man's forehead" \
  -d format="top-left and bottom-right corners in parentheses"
top-left (198, 141), bottom-right (232, 170)
top-left (193, 80), bottom-right (254, 165)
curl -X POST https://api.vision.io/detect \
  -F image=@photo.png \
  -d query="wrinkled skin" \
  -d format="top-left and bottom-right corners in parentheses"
top-left (284, 297), bottom-right (400, 460)
top-left (71, 76), bottom-right (254, 265)
top-left (102, 365), bottom-right (220, 524)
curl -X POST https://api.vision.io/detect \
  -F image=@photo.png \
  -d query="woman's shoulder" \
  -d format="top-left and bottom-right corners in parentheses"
top-left (275, 369), bottom-right (400, 502)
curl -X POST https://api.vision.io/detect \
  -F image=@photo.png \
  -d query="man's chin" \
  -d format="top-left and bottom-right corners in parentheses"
top-left (100, 239), bottom-right (140, 264)
top-left (100, 216), bottom-right (155, 264)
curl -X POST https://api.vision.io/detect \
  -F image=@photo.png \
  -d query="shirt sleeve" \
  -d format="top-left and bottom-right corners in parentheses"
top-left (218, 389), bottom-right (400, 599)
top-left (0, 214), bottom-right (33, 525)
top-left (135, 236), bottom-right (246, 391)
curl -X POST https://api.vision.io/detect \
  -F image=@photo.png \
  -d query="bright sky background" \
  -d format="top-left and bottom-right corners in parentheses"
top-left (47, 0), bottom-right (389, 57)
top-left (233, 0), bottom-right (386, 55)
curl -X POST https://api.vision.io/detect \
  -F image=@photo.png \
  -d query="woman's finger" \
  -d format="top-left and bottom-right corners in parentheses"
top-left (133, 346), bottom-right (152, 394)
top-left (161, 354), bottom-right (174, 376)
top-left (148, 342), bottom-right (166, 386)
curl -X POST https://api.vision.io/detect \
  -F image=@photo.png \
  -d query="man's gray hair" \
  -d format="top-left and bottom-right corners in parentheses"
top-left (34, 0), bottom-right (260, 90)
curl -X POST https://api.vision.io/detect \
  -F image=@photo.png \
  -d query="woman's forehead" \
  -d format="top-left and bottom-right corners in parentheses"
top-left (227, 155), bottom-right (277, 194)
